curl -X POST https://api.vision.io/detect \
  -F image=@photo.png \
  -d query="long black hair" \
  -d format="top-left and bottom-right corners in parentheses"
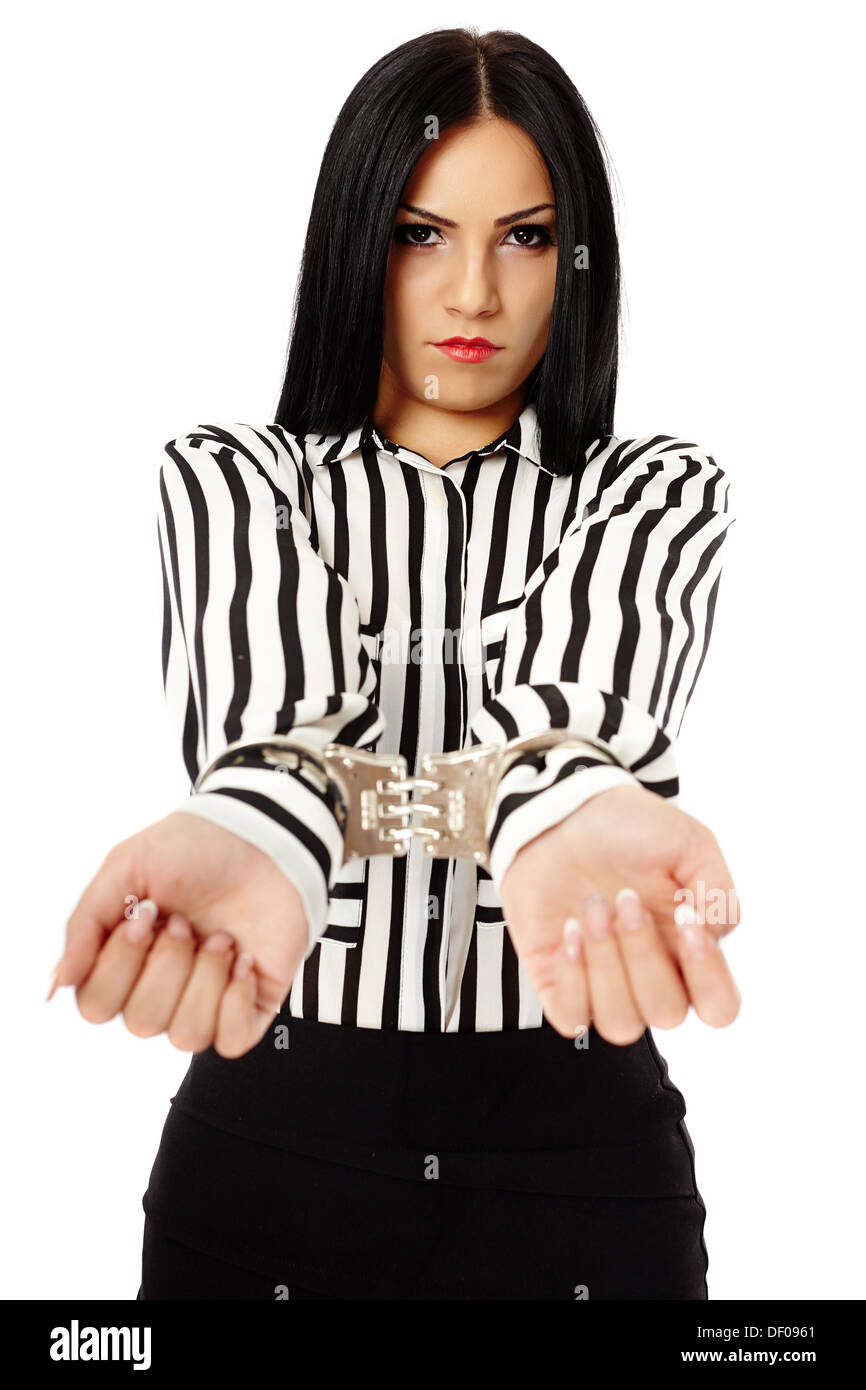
top-left (275, 27), bottom-right (621, 476)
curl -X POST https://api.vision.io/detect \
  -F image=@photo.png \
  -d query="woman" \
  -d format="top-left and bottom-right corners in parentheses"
top-left (52, 27), bottom-right (741, 1300)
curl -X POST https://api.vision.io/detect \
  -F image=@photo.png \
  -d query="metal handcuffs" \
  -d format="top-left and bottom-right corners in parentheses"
top-left (192, 728), bottom-right (620, 873)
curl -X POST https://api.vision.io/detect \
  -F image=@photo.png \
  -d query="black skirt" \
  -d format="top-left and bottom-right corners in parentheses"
top-left (138, 1013), bottom-right (709, 1300)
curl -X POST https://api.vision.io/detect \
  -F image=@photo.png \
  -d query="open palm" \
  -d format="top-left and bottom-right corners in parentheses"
top-left (52, 811), bottom-right (311, 1057)
top-left (499, 783), bottom-right (741, 1042)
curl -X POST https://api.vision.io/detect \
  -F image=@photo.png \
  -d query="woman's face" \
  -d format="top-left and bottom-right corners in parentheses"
top-left (382, 117), bottom-right (558, 414)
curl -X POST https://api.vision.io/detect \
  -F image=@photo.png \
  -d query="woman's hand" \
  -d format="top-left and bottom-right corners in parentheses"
top-left (49, 812), bottom-right (310, 1058)
top-left (499, 783), bottom-right (742, 1043)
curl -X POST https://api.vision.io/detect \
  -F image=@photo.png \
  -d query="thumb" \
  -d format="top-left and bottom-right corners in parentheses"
top-left (49, 843), bottom-right (148, 998)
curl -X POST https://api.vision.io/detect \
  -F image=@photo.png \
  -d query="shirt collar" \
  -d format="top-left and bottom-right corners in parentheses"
top-left (313, 400), bottom-right (551, 474)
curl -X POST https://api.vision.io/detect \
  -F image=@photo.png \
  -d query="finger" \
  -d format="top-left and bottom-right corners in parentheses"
top-left (54, 846), bottom-right (149, 994)
top-left (213, 952), bottom-right (278, 1059)
top-left (671, 903), bottom-right (741, 1027)
top-left (611, 888), bottom-right (689, 1030)
top-left (122, 913), bottom-right (198, 1037)
top-left (672, 836), bottom-right (741, 941)
top-left (167, 932), bottom-right (236, 1053)
top-left (538, 916), bottom-right (591, 1039)
top-left (75, 899), bottom-right (160, 1024)
top-left (580, 893), bottom-right (646, 1045)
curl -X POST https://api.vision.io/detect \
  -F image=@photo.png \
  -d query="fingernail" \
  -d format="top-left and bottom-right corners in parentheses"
top-left (45, 965), bottom-right (60, 1002)
top-left (203, 932), bottom-right (234, 954)
top-left (232, 952), bottom-right (254, 981)
top-left (615, 887), bottom-right (644, 931)
top-left (125, 898), bottom-right (158, 942)
top-left (675, 903), bottom-right (704, 954)
top-left (582, 894), bottom-right (611, 939)
top-left (166, 914), bottom-right (192, 941)
top-left (677, 919), bottom-right (710, 957)
top-left (125, 915), bottom-right (153, 944)
top-left (562, 917), bottom-right (583, 961)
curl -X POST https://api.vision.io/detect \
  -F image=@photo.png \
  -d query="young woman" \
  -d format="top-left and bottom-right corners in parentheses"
top-left (53, 27), bottom-right (741, 1300)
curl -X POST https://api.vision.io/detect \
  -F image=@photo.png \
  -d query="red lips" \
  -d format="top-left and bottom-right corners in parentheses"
top-left (434, 337), bottom-right (500, 347)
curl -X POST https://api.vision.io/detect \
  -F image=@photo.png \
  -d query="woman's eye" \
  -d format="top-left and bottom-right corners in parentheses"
top-left (394, 224), bottom-right (443, 247)
top-left (504, 224), bottom-right (555, 248)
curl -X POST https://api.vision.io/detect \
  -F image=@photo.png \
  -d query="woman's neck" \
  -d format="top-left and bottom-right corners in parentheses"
top-left (370, 379), bottom-right (526, 469)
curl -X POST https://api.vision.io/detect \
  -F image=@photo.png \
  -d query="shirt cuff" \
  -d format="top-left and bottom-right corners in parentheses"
top-left (171, 761), bottom-right (345, 961)
top-left (485, 741), bottom-right (639, 894)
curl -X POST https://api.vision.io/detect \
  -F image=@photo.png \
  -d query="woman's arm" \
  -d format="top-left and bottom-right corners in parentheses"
top-left (469, 434), bottom-right (735, 894)
top-left (158, 421), bottom-right (386, 958)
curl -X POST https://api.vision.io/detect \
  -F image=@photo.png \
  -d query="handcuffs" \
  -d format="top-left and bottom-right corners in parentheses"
top-left (193, 728), bottom-right (621, 873)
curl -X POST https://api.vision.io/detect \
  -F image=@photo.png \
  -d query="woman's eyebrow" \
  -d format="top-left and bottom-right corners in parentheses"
top-left (398, 202), bottom-right (556, 228)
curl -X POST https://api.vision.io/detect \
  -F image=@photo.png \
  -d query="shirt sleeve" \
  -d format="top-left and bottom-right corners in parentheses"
top-left (157, 421), bottom-right (386, 959)
top-left (469, 435), bottom-right (736, 892)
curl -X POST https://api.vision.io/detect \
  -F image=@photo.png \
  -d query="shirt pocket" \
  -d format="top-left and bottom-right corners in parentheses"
top-left (478, 595), bottom-right (523, 704)
top-left (320, 855), bottom-right (369, 949)
top-left (474, 866), bottom-right (508, 930)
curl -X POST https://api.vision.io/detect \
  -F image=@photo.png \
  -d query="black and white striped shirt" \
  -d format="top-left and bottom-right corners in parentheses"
top-left (157, 402), bottom-right (734, 1032)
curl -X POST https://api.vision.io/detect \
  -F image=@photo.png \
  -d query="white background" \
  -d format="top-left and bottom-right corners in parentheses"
top-left (4, 0), bottom-right (863, 1300)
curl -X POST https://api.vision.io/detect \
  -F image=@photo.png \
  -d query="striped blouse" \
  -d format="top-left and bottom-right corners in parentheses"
top-left (157, 402), bottom-right (735, 1033)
